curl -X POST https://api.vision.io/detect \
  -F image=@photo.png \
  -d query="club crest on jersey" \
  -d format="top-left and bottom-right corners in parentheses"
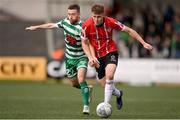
top-left (110, 55), bottom-right (116, 62)
top-left (107, 28), bottom-right (112, 33)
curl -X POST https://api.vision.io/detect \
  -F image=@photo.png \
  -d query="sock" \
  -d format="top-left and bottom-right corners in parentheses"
top-left (104, 80), bottom-right (114, 103)
top-left (112, 87), bottom-right (120, 97)
top-left (80, 81), bottom-right (89, 106)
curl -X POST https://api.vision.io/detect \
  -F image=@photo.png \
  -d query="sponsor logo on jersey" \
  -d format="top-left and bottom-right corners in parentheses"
top-left (66, 34), bottom-right (77, 45)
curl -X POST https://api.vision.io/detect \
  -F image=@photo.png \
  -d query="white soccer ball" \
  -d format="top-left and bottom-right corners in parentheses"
top-left (96, 102), bottom-right (112, 118)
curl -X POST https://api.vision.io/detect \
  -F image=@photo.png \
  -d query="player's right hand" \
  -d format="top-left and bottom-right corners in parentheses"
top-left (89, 57), bottom-right (100, 68)
top-left (25, 26), bottom-right (37, 30)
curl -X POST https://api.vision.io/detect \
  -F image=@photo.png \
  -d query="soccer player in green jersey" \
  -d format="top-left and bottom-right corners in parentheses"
top-left (26, 4), bottom-right (92, 114)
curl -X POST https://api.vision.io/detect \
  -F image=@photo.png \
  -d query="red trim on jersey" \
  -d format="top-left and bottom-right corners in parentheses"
top-left (81, 17), bottom-right (125, 58)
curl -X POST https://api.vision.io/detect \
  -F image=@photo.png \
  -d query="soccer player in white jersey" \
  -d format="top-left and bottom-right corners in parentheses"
top-left (26, 4), bottom-right (92, 114)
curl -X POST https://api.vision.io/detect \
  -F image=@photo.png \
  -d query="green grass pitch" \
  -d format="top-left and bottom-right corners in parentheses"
top-left (0, 80), bottom-right (180, 119)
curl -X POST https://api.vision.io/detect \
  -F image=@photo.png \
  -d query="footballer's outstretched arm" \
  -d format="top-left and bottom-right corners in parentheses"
top-left (25, 23), bottom-right (58, 30)
top-left (123, 26), bottom-right (153, 50)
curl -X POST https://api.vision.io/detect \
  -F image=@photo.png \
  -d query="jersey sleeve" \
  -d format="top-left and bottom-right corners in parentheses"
top-left (81, 22), bottom-right (89, 40)
top-left (56, 19), bottom-right (63, 28)
top-left (110, 18), bottom-right (125, 31)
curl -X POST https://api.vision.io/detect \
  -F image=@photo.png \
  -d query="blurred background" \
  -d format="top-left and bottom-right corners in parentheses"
top-left (0, 0), bottom-right (180, 84)
top-left (0, 0), bottom-right (180, 119)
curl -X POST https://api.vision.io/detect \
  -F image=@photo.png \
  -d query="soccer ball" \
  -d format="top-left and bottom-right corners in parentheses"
top-left (96, 102), bottom-right (112, 118)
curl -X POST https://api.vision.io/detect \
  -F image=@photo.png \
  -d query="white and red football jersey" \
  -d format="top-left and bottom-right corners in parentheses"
top-left (81, 17), bottom-right (125, 58)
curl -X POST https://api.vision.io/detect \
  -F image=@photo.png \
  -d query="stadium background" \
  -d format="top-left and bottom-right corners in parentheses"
top-left (0, 0), bottom-right (180, 119)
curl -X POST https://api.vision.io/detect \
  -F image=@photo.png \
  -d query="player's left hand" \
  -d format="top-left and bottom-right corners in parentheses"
top-left (143, 43), bottom-right (153, 51)
top-left (25, 26), bottom-right (37, 30)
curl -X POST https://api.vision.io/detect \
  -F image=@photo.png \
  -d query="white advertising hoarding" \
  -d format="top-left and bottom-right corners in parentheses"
top-left (114, 59), bottom-right (180, 85)
top-left (48, 59), bottom-right (180, 85)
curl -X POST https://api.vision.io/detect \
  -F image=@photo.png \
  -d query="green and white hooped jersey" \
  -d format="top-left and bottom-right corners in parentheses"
top-left (56, 18), bottom-right (86, 59)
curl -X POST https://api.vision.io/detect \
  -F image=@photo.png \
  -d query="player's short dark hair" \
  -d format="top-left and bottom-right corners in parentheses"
top-left (91, 4), bottom-right (104, 14)
top-left (68, 4), bottom-right (80, 12)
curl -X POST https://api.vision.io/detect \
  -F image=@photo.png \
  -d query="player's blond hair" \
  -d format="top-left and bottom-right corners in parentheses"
top-left (91, 4), bottom-right (104, 14)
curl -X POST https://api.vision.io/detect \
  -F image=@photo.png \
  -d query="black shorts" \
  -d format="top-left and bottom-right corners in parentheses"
top-left (96, 51), bottom-right (119, 79)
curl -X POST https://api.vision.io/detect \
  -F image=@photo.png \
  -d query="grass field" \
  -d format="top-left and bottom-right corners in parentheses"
top-left (0, 80), bottom-right (180, 119)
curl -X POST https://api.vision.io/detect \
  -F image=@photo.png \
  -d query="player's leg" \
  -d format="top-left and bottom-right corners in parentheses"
top-left (96, 53), bottom-right (118, 103)
top-left (105, 65), bottom-right (123, 110)
top-left (65, 58), bottom-right (80, 89)
top-left (77, 67), bottom-right (90, 114)
top-left (66, 57), bottom-right (91, 114)
top-left (98, 67), bottom-right (122, 106)
top-left (77, 67), bottom-right (89, 106)
top-left (77, 67), bottom-right (93, 103)
top-left (104, 52), bottom-right (123, 110)
top-left (77, 57), bottom-right (91, 114)
top-left (104, 63), bottom-right (118, 103)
